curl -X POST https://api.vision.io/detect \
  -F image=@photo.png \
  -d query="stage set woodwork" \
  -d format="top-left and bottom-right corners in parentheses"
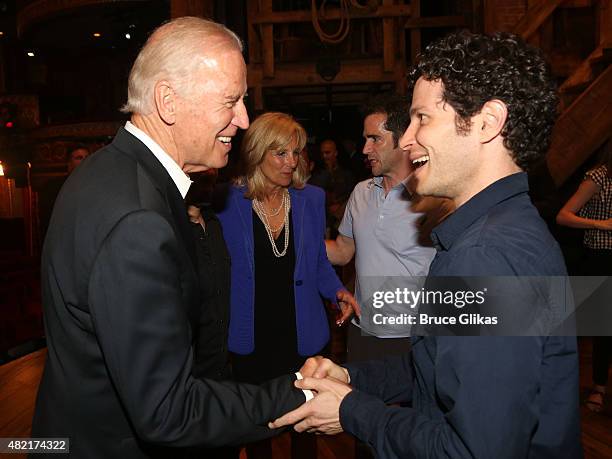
top-left (0, 1), bottom-right (610, 457)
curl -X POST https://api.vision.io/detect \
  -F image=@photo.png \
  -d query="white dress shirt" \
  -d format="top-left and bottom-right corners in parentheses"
top-left (124, 121), bottom-right (192, 198)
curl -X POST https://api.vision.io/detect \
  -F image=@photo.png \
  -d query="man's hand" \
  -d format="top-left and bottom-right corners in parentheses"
top-left (299, 357), bottom-right (349, 382)
top-left (269, 377), bottom-right (352, 435)
top-left (336, 289), bottom-right (361, 325)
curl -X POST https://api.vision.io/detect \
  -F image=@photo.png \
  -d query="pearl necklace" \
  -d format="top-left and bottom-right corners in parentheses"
top-left (253, 190), bottom-right (291, 257)
top-left (255, 189), bottom-right (284, 217)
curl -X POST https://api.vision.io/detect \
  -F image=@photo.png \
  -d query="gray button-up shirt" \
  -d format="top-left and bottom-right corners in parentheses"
top-left (339, 177), bottom-right (436, 337)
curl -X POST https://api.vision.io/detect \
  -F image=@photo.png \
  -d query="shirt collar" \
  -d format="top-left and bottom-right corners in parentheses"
top-left (124, 121), bottom-right (192, 198)
top-left (431, 172), bottom-right (529, 251)
top-left (368, 175), bottom-right (412, 193)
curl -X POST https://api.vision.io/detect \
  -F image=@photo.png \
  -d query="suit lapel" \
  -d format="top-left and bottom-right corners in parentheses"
top-left (290, 188), bottom-right (305, 271)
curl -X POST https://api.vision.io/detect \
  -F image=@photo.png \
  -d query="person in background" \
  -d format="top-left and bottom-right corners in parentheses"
top-left (299, 145), bottom-right (316, 184)
top-left (326, 94), bottom-right (452, 369)
top-left (557, 139), bottom-right (612, 413)
top-left (186, 169), bottom-right (232, 382)
top-left (341, 137), bottom-right (370, 182)
top-left (185, 169), bottom-right (237, 459)
top-left (215, 112), bottom-right (359, 459)
top-left (39, 145), bottom-right (90, 238)
top-left (319, 138), bottom-right (356, 237)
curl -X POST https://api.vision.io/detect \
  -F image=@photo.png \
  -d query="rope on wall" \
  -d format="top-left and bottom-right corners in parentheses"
top-left (311, 0), bottom-right (369, 44)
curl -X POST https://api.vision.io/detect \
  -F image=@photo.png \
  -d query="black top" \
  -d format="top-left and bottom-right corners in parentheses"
top-left (231, 210), bottom-right (303, 385)
top-left (191, 204), bottom-right (232, 381)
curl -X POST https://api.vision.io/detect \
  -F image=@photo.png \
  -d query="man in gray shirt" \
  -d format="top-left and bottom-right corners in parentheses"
top-left (326, 94), bottom-right (452, 360)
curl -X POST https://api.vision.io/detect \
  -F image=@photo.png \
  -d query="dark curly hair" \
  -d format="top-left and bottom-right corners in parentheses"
top-left (361, 93), bottom-right (411, 148)
top-left (409, 30), bottom-right (558, 171)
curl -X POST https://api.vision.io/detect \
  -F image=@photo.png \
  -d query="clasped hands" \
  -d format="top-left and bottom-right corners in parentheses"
top-left (269, 356), bottom-right (353, 435)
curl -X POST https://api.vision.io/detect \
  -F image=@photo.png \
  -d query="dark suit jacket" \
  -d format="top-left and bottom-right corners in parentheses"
top-left (31, 128), bottom-right (304, 458)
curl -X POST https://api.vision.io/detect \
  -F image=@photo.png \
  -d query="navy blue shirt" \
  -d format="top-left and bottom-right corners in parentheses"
top-left (341, 173), bottom-right (582, 458)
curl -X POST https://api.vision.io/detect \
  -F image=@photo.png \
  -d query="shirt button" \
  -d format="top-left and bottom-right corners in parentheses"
top-left (295, 280), bottom-right (303, 286)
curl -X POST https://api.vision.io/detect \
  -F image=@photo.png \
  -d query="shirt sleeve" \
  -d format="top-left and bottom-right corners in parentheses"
top-left (339, 244), bottom-right (574, 458)
top-left (89, 210), bottom-right (305, 448)
top-left (344, 353), bottom-right (413, 404)
top-left (338, 185), bottom-right (357, 239)
top-left (585, 166), bottom-right (605, 187)
top-left (340, 336), bottom-right (553, 459)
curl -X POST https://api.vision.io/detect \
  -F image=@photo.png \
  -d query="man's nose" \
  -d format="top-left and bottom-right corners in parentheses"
top-left (362, 141), bottom-right (372, 155)
top-left (232, 100), bottom-right (249, 130)
top-left (399, 124), bottom-right (415, 151)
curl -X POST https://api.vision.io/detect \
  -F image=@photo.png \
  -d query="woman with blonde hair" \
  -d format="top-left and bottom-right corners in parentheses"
top-left (216, 112), bottom-right (358, 458)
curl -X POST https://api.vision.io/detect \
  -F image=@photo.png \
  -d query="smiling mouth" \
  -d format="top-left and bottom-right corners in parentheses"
top-left (217, 136), bottom-right (232, 145)
top-left (412, 155), bottom-right (430, 169)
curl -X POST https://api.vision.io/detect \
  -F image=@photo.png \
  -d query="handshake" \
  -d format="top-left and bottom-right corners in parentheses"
top-left (268, 357), bottom-right (353, 435)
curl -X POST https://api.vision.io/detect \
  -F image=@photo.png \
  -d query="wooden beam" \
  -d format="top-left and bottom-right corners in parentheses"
top-left (252, 84), bottom-right (264, 112)
top-left (513, 0), bottom-right (564, 40)
top-left (410, 0), bottom-right (421, 65)
top-left (382, 0), bottom-right (395, 73)
top-left (403, 15), bottom-right (468, 29)
top-left (598, 0), bottom-right (611, 48)
top-left (483, 0), bottom-right (497, 34)
top-left (547, 65), bottom-right (612, 186)
top-left (262, 0), bottom-right (274, 78)
top-left (247, 60), bottom-right (398, 88)
top-left (560, 0), bottom-right (592, 7)
top-left (246, 0), bottom-right (261, 65)
top-left (559, 46), bottom-right (603, 93)
top-left (250, 5), bottom-right (412, 24)
top-left (170, 0), bottom-right (214, 18)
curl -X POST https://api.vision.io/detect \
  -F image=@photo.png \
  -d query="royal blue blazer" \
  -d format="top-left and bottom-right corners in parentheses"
top-left (216, 184), bottom-right (345, 356)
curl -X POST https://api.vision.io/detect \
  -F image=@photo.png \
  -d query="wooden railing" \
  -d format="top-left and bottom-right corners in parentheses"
top-left (513, 0), bottom-right (612, 185)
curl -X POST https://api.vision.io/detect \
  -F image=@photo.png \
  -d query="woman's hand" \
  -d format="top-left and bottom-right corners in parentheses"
top-left (335, 290), bottom-right (360, 326)
top-left (187, 205), bottom-right (204, 226)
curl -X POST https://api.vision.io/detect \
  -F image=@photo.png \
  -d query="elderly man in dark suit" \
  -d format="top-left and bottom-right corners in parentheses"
top-left (31, 17), bottom-right (306, 458)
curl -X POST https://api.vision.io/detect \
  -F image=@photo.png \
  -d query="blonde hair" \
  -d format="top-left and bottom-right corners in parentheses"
top-left (238, 112), bottom-right (309, 200)
top-left (120, 16), bottom-right (243, 115)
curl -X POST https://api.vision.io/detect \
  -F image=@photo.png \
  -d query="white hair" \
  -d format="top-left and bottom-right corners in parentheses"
top-left (120, 16), bottom-right (243, 115)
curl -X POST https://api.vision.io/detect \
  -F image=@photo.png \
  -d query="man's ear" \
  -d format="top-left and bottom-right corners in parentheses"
top-left (154, 80), bottom-right (176, 125)
top-left (478, 99), bottom-right (507, 144)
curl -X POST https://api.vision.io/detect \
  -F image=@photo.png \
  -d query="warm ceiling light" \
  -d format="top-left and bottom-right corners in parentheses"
top-left (125, 33), bottom-right (131, 40)
top-left (27, 51), bottom-right (35, 57)
top-left (93, 32), bottom-right (101, 38)
top-left (0, 162), bottom-right (4, 176)
top-left (0, 31), bottom-right (4, 36)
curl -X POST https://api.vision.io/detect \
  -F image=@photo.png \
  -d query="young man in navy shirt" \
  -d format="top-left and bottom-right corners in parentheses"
top-left (271, 31), bottom-right (582, 459)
